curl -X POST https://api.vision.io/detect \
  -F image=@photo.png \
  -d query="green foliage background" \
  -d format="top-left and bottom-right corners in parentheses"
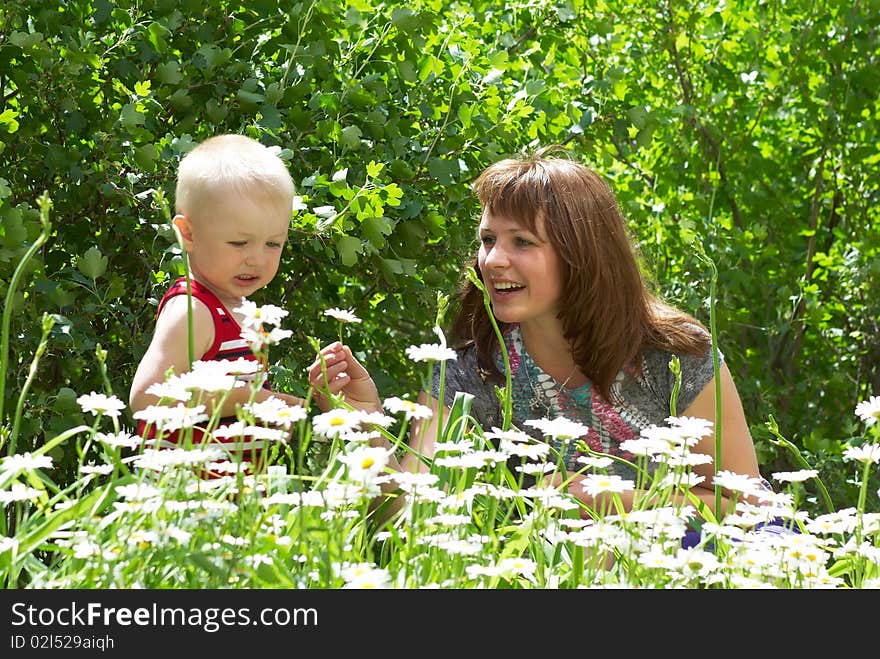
top-left (1, 0), bottom-right (877, 513)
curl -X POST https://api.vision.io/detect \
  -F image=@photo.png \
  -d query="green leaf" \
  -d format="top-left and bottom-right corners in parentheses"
top-left (170, 88), bottom-right (193, 110)
top-left (134, 80), bottom-right (151, 97)
top-left (206, 99), bottom-right (228, 124)
top-left (0, 109), bottom-right (20, 133)
top-left (339, 125), bottom-right (362, 151)
top-left (196, 44), bottom-right (231, 70)
top-left (120, 103), bottom-right (145, 128)
top-left (1, 206), bottom-right (25, 245)
top-left (335, 235), bottom-right (363, 266)
top-left (77, 246), bottom-right (108, 279)
top-left (378, 257), bottom-right (403, 278)
top-left (9, 31), bottom-right (44, 49)
top-left (133, 144), bottom-right (157, 171)
top-left (366, 161), bottom-right (384, 178)
top-left (147, 21), bottom-right (171, 53)
top-left (362, 215), bottom-right (393, 247)
top-left (427, 157), bottom-right (459, 185)
top-left (50, 286), bottom-right (76, 307)
top-left (397, 61), bottom-right (417, 82)
top-left (156, 61), bottom-right (183, 85)
top-left (391, 7), bottom-right (419, 31)
top-left (237, 89), bottom-right (265, 107)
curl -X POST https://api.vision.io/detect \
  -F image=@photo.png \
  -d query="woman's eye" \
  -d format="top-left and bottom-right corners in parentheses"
top-left (516, 237), bottom-right (533, 247)
top-left (479, 235), bottom-right (494, 246)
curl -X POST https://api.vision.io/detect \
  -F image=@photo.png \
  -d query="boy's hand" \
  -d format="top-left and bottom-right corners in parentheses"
top-left (308, 342), bottom-right (382, 414)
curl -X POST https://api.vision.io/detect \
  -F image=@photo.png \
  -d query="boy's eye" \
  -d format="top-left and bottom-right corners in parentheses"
top-left (230, 241), bottom-right (247, 247)
top-left (267, 242), bottom-right (283, 249)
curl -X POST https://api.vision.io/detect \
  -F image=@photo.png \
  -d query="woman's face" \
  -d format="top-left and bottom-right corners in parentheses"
top-left (477, 210), bottom-right (564, 331)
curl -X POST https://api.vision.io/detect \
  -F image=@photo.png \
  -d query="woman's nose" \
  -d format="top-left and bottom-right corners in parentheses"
top-left (483, 243), bottom-right (508, 268)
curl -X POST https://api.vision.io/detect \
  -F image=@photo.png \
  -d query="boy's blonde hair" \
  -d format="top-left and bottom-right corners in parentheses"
top-left (175, 134), bottom-right (295, 220)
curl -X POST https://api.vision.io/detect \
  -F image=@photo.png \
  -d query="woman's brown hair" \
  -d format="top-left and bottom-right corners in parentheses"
top-left (449, 146), bottom-right (710, 400)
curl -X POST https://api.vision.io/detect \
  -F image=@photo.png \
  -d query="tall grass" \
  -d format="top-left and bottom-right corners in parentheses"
top-left (2, 199), bottom-right (879, 589)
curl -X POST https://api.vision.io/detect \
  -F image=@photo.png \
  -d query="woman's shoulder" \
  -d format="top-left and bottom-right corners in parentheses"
top-left (444, 343), bottom-right (482, 378)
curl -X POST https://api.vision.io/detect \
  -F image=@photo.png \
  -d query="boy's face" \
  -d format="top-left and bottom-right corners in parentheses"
top-left (174, 191), bottom-right (291, 308)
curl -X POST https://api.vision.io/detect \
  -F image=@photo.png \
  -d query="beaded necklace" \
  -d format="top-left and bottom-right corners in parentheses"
top-left (524, 358), bottom-right (578, 418)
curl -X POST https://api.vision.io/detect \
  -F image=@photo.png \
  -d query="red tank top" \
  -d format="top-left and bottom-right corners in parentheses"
top-left (136, 277), bottom-right (273, 472)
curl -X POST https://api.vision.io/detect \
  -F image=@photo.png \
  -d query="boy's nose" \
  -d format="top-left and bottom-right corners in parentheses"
top-left (244, 249), bottom-right (263, 267)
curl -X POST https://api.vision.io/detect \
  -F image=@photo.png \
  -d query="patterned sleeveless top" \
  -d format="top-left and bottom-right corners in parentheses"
top-left (432, 324), bottom-right (718, 483)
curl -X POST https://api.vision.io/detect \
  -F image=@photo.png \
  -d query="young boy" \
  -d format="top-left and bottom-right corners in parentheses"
top-left (129, 133), bottom-right (306, 470)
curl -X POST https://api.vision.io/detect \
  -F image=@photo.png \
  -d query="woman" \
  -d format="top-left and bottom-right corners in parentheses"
top-left (309, 146), bottom-right (764, 520)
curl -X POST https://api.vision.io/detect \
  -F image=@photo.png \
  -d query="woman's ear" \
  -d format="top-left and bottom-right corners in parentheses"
top-left (172, 214), bottom-right (193, 248)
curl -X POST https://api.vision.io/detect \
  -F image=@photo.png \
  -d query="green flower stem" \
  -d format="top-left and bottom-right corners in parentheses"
top-left (0, 193), bottom-right (52, 437)
top-left (6, 313), bottom-right (56, 456)
top-left (434, 293), bottom-right (451, 442)
top-left (465, 267), bottom-right (512, 429)
top-left (154, 190), bottom-right (193, 369)
top-left (765, 414), bottom-right (835, 514)
top-left (693, 241), bottom-right (722, 519)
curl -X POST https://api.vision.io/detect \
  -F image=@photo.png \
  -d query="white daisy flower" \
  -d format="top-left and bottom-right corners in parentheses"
top-left (312, 408), bottom-right (364, 439)
top-left (76, 392), bottom-right (126, 418)
top-left (79, 463), bottom-right (114, 476)
top-left (843, 444), bottom-right (880, 464)
top-left (484, 427), bottom-right (533, 443)
top-left (240, 326), bottom-right (292, 351)
top-left (234, 300), bottom-right (289, 329)
top-left (94, 431), bottom-right (142, 450)
top-left (147, 371), bottom-right (244, 400)
top-left (338, 446), bottom-right (391, 481)
top-left (405, 342), bottom-right (457, 362)
top-left (525, 416), bottom-right (590, 441)
top-left (0, 482), bottom-right (43, 503)
top-left (665, 415), bottom-right (714, 439)
top-left (341, 563), bottom-right (391, 589)
top-left (772, 469), bottom-right (819, 483)
top-left (131, 447), bottom-right (224, 471)
top-left (132, 403), bottom-right (208, 432)
top-left (207, 460), bottom-right (251, 474)
top-left (516, 462), bottom-right (556, 476)
top-left (576, 455), bottom-right (614, 469)
top-left (405, 325), bottom-right (457, 362)
top-left (383, 396), bottom-right (433, 420)
top-left (1, 452), bottom-right (53, 474)
top-left (243, 397), bottom-right (307, 428)
top-left (855, 395), bottom-right (880, 427)
top-left (324, 307), bottom-right (362, 324)
top-left (713, 470), bottom-right (768, 496)
top-left (115, 483), bottom-right (162, 501)
top-left (580, 473), bottom-right (635, 496)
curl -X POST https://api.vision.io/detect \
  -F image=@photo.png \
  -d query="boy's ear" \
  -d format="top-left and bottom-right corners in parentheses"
top-left (172, 214), bottom-right (193, 246)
